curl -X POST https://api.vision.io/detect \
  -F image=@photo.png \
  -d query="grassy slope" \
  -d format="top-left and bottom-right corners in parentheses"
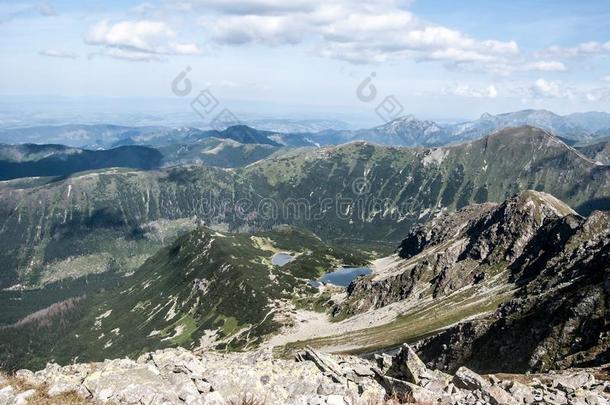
top-left (0, 226), bottom-right (372, 370)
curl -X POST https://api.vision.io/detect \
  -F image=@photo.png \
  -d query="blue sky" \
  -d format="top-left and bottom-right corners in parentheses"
top-left (0, 0), bottom-right (609, 126)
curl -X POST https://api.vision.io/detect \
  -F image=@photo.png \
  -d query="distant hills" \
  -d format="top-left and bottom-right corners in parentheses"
top-left (301, 109), bottom-right (610, 147)
top-left (0, 144), bottom-right (162, 181)
top-left (2, 109), bottom-right (610, 149)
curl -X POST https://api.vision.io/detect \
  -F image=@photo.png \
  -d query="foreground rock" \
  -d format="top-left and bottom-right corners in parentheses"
top-left (1, 344), bottom-right (609, 404)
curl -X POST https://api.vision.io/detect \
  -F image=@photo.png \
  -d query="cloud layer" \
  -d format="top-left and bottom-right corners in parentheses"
top-left (85, 20), bottom-right (200, 61)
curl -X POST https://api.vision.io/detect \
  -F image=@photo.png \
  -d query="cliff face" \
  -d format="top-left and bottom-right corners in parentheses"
top-left (417, 210), bottom-right (610, 374)
top-left (335, 191), bottom-right (610, 373)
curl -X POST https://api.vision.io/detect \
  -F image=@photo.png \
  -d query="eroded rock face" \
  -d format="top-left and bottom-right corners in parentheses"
top-left (336, 191), bottom-right (576, 317)
top-left (417, 210), bottom-right (610, 374)
top-left (3, 344), bottom-right (609, 405)
top-left (335, 191), bottom-right (610, 374)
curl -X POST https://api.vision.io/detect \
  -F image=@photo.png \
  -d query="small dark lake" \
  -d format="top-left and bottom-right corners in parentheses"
top-left (311, 266), bottom-right (372, 288)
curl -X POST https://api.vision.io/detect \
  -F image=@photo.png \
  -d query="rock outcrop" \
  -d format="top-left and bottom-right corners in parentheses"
top-left (335, 191), bottom-right (610, 374)
top-left (1, 344), bottom-right (609, 404)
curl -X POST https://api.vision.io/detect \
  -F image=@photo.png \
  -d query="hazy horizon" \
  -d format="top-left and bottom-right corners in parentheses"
top-left (1, 0), bottom-right (610, 128)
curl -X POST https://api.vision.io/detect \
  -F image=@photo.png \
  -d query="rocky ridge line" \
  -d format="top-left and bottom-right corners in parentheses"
top-left (1, 344), bottom-right (609, 404)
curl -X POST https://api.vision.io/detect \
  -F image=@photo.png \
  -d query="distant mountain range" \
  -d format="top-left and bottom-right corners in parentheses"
top-left (2, 109), bottom-right (610, 149)
top-left (302, 109), bottom-right (610, 147)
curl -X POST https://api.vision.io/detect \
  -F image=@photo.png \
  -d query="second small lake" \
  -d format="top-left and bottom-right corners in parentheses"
top-left (311, 266), bottom-right (372, 288)
top-left (271, 252), bottom-right (295, 266)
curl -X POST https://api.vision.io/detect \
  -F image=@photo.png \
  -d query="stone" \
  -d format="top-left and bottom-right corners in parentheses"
top-left (553, 372), bottom-right (596, 392)
top-left (385, 343), bottom-right (429, 385)
top-left (377, 374), bottom-right (445, 403)
top-left (194, 379), bottom-right (212, 393)
top-left (481, 385), bottom-right (519, 405)
top-left (14, 369), bottom-right (38, 386)
top-left (452, 366), bottom-right (490, 391)
top-left (374, 354), bottom-right (393, 372)
top-left (505, 380), bottom-right (536, 404)
top-left (300, 347), bottom-right (346, 384)
top-left (202, 391), bottom-right (224, 404)
top-left (48, 380), bottom-right (78, 397)
top-left (351, 365), bottom-right (375, 377)
top-left (326, 394), bottom-right (346, 405)
top-left (14, 389), bottom-right (36, 405)
top-left (83, 363), bottom-right (180, 404)
top-left (0, 386), bottom-right (16, 404)
top-left (316, 381), bottom-right (346, 396)
top-left (166, 372), bottom-right (200, 401)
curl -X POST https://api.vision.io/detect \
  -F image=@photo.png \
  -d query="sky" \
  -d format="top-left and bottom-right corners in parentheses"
top-left (0, 0), bottom-right (609, 127)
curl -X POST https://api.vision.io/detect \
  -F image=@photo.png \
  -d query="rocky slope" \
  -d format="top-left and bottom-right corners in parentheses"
top-left (333, 190), bottom-right (609, 373)
top-left (1, 344), bottom-right (608, 404)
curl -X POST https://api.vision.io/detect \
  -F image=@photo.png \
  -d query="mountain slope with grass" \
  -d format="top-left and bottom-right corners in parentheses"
top-left (0, 144), bottom-right (163, 181)
top-left (0, 226), bottom-right (371, 371)
top-left (0, 126), bottom-right (609, 291)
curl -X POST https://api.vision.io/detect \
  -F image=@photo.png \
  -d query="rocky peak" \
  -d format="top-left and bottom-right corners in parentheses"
top-left (461, 190), bottom-right (577, 264)
top-left (335, 190), bottom-right (605, 356)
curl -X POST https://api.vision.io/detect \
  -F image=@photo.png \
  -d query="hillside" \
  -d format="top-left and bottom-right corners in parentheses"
top-left (156, 138), bottom-right (290, 168)
top-left (0, 144), bottom-right (163, 181)
top-left (0, 227), bottom-right (371, 371)
top-left (577, 137), bottom-right (610, 165)
top-left (0, 126), bottom-right (609, 290)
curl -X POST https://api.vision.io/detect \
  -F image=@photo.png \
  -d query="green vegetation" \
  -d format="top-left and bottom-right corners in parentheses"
top-left (0, 226), bottom-right (372, 370)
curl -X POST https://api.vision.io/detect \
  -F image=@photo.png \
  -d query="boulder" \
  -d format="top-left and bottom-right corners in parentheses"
top-left (452, 366), bottom-right (490, 391)
top-left (83, 361), bottom-right (181, 404)
top-left (14, 389), bottom-right (36, 405)
top-left (481, 385), bottom-right (519, 405)
top-left (325, 394), bottom-right (346, 405)
top-left (166, 372), bottom-right (200, 402)
top-left (504, 380), bottom-right (536, 403)
top-left (385, 344), bottom-right (429, 384)
top-left (553, 372), bottom-right (596, 392)
top-left (14, 369), bottom-right (39, 386)
top-left (376, 374), bottom-right (446, 403)
top-left (0, 386), bottom-right (16, 404)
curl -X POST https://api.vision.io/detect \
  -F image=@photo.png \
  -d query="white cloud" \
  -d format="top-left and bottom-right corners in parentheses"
top-left (603, 75), bottom-right (610, 82)
top-left (584, 88), bottom-right (610, 103)
top-left (189, 0), bottom-right (320, 15)
top-left (39, 49), bottom-right (77, 59)
top-left (542, 41), bottom-right (610, 58)
top-left (528, 79), bottom-right (571, 99)
top-left (0, 2), bottom-right (57, 23)
top-left (523, 61), bottom-right (566, 72)
top-left (197, 1), bottom-right (520, 66)
top-left (85, 20), bottom-right (200, 61)
top-left (89, 48), bottom-right (163, 62)
top-left (206, 14), bottom-right (306, 45)
top-left (446, 84), bottom-right (498, 98)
